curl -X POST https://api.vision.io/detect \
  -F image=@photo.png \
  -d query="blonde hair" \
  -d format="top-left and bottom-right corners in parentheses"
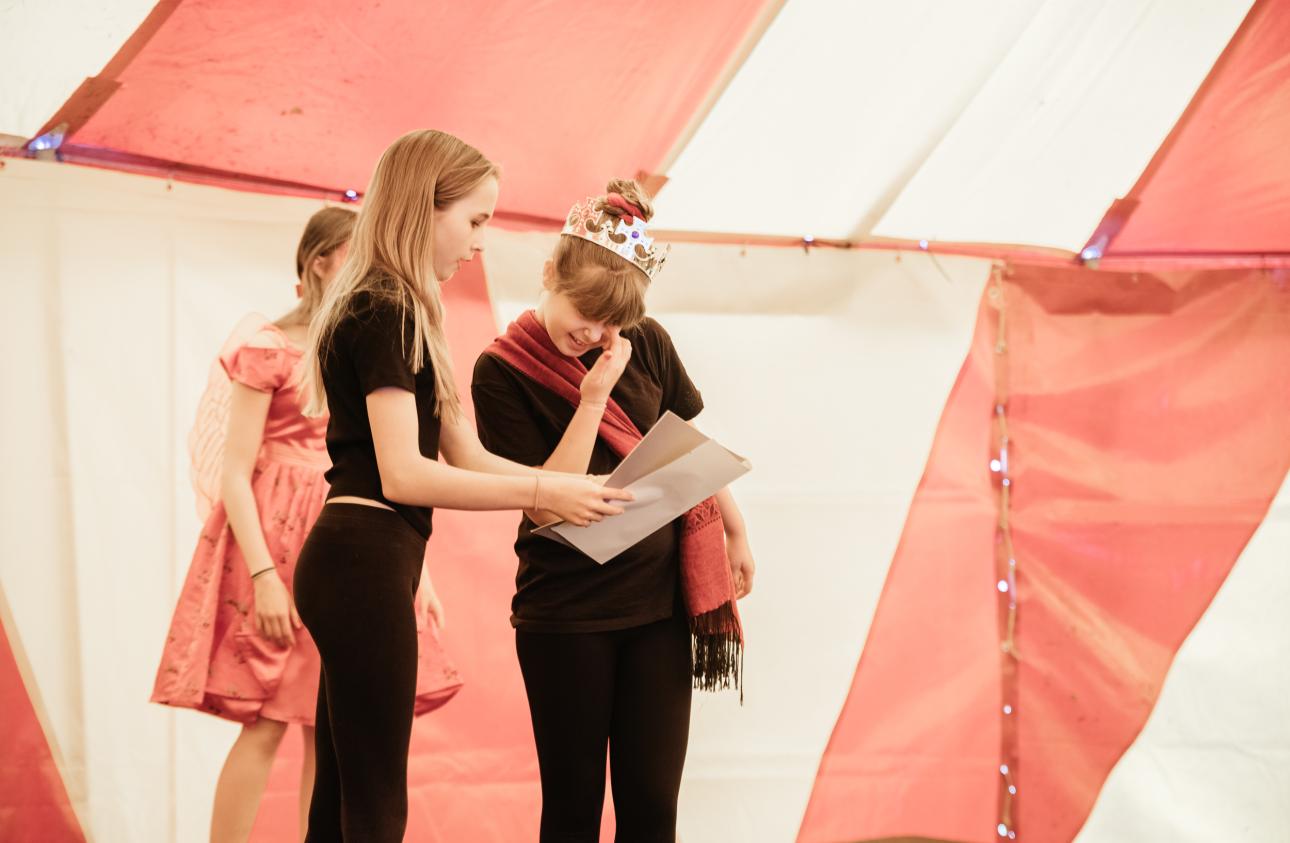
top-left (550, 178), bottom-right (654, 328)
top-left (276, 206), bottom-right (356, 328)
top-left (302, 130), bottom-right (497, 420)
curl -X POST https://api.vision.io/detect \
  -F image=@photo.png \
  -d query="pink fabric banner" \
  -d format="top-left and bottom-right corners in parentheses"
top-left (800, 265), bottom-right (1290, 842)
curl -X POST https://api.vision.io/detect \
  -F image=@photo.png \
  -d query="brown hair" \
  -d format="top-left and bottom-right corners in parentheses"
top-left (550, 178), bottom-right (655, 328)
top-left (302, 130), bottom-right (498, 420)
top-left (277, 206), bottom-right (357, 328)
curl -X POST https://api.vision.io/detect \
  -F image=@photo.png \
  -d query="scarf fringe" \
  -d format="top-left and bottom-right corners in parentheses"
top-left (690, 601), bottom-right (744, 704)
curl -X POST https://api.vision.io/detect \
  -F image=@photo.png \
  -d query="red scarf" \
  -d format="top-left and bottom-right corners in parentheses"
top-left (486, 310), bottom-right (742, 693)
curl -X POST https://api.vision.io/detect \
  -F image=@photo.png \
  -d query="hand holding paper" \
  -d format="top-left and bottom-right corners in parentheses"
top-left (537, 474), bottom-right (634, 528)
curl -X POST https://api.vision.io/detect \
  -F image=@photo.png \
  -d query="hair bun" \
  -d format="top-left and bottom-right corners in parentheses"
top-left (599, 178), bottom-right (655, 223)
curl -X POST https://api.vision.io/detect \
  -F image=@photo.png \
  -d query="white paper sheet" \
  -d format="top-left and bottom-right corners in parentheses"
top-left (533, 412), bottom-right (752, 563)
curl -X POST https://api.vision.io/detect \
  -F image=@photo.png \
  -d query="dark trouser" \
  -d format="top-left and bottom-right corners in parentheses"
top-left (294, 504), bottom-right (426, 843)
top-left (516, 614), bottom-right (693, 843)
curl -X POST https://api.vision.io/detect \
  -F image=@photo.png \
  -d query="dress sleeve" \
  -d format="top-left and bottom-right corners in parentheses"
top-left (219, 331), bottom-right (292, 393)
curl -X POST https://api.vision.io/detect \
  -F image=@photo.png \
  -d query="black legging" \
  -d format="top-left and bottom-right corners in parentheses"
top-left (516, 613), bottom-right (693, 843)
top-left (293, 503), bottom-right (426, 843)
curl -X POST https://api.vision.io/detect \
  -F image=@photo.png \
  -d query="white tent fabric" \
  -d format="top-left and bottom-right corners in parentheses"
top-left (3, 149), bottom-right (1289, 842)
top-left (0, 0), bottom-right (157, 138)
top-left (871, 0), bottom-right (1254, 251)
top-left (655, 0), bottom-right (1046, 239)
top-left (655, 0), bottom-right (1252, 250)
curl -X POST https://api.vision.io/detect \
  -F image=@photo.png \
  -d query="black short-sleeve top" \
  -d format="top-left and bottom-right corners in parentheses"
top-left (471, 316), bottom-right (704, 632)
top-left (321, 280), bottom-right (441, 539)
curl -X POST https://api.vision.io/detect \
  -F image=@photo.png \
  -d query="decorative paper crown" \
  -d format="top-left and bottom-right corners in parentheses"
top-left (560, 197), bottom-right (669, 282)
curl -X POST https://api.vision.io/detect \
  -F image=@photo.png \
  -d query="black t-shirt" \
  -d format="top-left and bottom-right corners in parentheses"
top-left (471, 316), bottom-right (704, 632)
top-left (322, 282), bottom-right (441, 540)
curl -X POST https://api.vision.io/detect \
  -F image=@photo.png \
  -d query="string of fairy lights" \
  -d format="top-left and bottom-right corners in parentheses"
top-left (989, 263), bottom-right (1020, 840)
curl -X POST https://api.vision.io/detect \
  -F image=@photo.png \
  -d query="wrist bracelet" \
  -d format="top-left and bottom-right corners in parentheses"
top-left (250, 566), bottom-right (275, 581)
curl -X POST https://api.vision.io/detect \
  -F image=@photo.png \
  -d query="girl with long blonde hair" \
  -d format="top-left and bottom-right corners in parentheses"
top-left (292, 130), bottom-right (630, 842)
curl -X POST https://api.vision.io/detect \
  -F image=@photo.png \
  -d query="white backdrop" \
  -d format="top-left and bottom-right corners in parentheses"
top-left (1, 157), bottom-right (322, 841)
top-left (2, 157), bottom-right (1287, 841)
top-left (653, 0), bottom-right (1252, 248)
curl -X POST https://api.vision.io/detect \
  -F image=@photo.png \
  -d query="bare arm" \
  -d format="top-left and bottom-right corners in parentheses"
top-left (368, 388), bottom-right (631, 526)
top-left (518, 399), bottom-right (607, 524)
top-left (220, 382), bottom-right (300, 644)
top-left (519, 332), bottom-right (632, 522)
top-left (445, 333), bottom-right (632, 524)
top-left (221, 383), bottom-right (276, 578)
top-left (438, 406), bottom-right (571, 524)
top-left (713, 485), bottom-right (748, 540)
top-left (437, 406), bottom-right (545, 477)
top-left (537, 331), bottom-right (631, 476)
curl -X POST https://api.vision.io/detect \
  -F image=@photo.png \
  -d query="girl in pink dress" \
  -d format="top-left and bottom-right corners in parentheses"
top-left (151, 207), bottom-right (461, 842)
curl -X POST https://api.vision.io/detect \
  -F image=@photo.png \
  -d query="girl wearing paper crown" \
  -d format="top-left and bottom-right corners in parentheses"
top-left (150, 206), bottom-right (464, 843)
top-left (473, 178), bottom-right (757, 840)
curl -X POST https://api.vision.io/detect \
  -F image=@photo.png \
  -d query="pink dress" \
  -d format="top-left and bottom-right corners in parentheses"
top-left (152, 318), bottom-right (462, 725)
